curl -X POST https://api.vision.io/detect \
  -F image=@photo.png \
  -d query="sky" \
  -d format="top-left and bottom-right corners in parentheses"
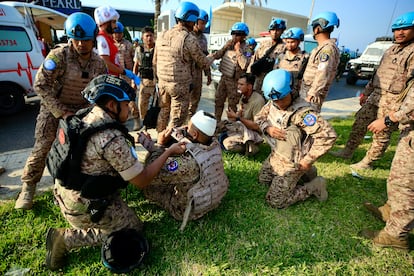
top-left (81, 0), bottom-right (413, 52)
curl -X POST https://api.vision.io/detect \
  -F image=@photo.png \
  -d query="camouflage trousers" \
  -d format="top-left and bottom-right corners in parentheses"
top-left (384, 129), bottom-right (414, 238)
top-left (21, 104), bottom-right (58, 186)
top-left (259, 157), bottom-right (311, 209)
top-left (157, 80), bottom-right (191, 132)
top-left (344, 102), bottom-right (397, 161)
top-left (53, 181), bottom-right (143, 250)
top-left (189, 71), bottom-right (203, 119)
top-left (215, 76), bottom-right (241, 121)
top-left (138, 78), bottom-right (156, 119)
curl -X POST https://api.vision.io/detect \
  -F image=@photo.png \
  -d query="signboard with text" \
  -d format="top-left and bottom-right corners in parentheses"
top-left (33, 0), bottom-right (81, 15)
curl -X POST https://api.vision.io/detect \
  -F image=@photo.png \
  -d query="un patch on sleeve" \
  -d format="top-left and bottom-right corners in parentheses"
top-left (166, 159), bottom-right (179, 172)
top-left (43, 59), bottom-right (56, 71)
top-left (319, 52), bottom-right (330, 62)
top-left (303, 113), bottom-right (317, 126)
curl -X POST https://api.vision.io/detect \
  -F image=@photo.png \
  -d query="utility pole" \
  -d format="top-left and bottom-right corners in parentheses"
top-left (307, 0), bottom-right (315, 33)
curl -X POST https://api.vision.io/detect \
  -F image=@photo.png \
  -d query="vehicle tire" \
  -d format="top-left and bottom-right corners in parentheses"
top-left (0, 83), bottom-right (25, 116)
top-left (346, 71), bottom-right (358, 85)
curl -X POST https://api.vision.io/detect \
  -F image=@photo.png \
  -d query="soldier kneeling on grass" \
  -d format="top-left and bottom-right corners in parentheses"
top-left (254, 69), bottom-right (337, 208)
top-left (138, 110), bottom-right (229, 231)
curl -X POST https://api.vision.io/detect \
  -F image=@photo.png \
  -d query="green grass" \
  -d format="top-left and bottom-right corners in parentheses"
top-left (1, 117), bottom-right (413, 275)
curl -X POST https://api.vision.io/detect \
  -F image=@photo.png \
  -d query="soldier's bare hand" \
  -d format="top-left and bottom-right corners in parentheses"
top-left (367, 118), bottom-right (386, 134)
top-left (266, 126), bottom-right (286, 140)
top-left (157, 128), bottom-right (173, 145)
top-left (298, 160), bottom-right (312, 171)
top-left (167, 142), bottom-right (186, 155)
top-left (226, 108), bottom-right (237, 120)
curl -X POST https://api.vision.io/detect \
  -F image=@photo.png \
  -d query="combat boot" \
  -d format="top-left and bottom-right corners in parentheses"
top-left (304, 176), bottom-right (328, 201)
top-left (350, 156), bottom-right (373, 170)
top-left (14, 182), bottom-right (36, 210)
top-left (46, 228), bottom-right (68, 271)
top-left (133, 118), bottom-right (142, 131)
top-left (363, 202), bottom-right (390, 222)
top-left (359, 229), bottom-right (409, 250)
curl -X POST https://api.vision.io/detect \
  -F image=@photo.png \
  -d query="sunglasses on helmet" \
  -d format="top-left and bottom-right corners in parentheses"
top-left (311, 18), bottom-right (329, 29)
top-left (268, 89), bottom-right (283, 100)
top-left (70, 24), bottom-right (86, 38)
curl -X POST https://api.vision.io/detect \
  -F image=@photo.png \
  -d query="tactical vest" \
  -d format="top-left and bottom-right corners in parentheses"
top-left (56, 46), bottom-right (98, 107)
top-left (219, 49), bottom-right (237, 78)
top-left (143, 140), bottom-right (229, 231)
top-left (156, 27), bottom-right (191, 83)
top-left (47, 108), bottom-right (134, 199)
top-left (138, 46), bottom-right (154, 79)
top-left (373, 43), bottom-right (414, 95)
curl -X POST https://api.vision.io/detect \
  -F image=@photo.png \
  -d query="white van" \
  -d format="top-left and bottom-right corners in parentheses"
top-left (346, 37), bottom-right (393, 85)
top-left (0, 2), bottom-right (67, 115)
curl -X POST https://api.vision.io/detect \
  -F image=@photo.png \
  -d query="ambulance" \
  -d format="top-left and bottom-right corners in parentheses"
top-left (0, 2), bottom-right (67, 115)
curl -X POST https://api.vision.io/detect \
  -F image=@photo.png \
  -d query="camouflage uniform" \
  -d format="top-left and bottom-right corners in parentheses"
top-left (134, 45), bottom-right (156, 120)
top-left (154, 25), bottom-right (212, 132)
top-left (53, 106), bottom-right (143, 249)
top-left (339, 42), bottom-right (414, 161)
top-left (382, 80), bottom-right (414, 239)
top-left (276, 48), bottom-right (309, 98)
top-left (255, 98), bottom-right (337, 208)
top-left (222, 91), bottom-right (265, 153)
top-left (21, 44), bottom-right (107, 189)
top-left (247, 38), bottom-right (285, 92)
top-left (299, 39), bottom-right (339, 112)
top-left (141, 128), bottom-right (229, 230)
top-left (189, 30), bottom-right (211, 118)
top-left (114, 38), bottom-right (138, 118)
top-left (213, 41), bottom-right (251, 121)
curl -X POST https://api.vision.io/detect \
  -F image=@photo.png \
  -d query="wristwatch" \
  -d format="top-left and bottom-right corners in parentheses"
top-left (236, 117), bottom-right (241, 122)
top-left (384, 115), bottom-right (396, 127)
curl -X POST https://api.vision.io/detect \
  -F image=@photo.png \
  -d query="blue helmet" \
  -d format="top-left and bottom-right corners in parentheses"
top-left (114, 22), bottom-right (124, 33)
top-left (262, 69), bottom-right (293, 101)
top-left (198, 9), bottom-right (209, 23)
top-left (281, 27), bottom-right (304, 41)
top-left (82, 75), bottom-right (136, 104)
top-left (175, 1), bottom-right (199, 23)
top-left (268, 18), bottom-right (286, 31)
top-left (311, 12), bottom-right (340, 31)
top-left (231, 22), bottom-right (249, 36)
top-left (246, 37), bottom-right (257, 46)
top-left (391, 12), bottom-right (414, 31)
top-left (65, 12), bottom-right (98, 40)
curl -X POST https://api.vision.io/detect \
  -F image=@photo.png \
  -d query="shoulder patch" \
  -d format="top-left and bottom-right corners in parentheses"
top-left (319, 52), bottom-right (330, 62)
top-left (43, 58), bottom-right (57, 71)
top-left (303, 113), bottom-right (317, 126)
top-left (166, 159), bottom-right (179, 172)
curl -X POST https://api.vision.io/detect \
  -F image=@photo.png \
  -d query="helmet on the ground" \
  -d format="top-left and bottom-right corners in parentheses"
top-left (191, 110), bottom-right (217, 136)
top-left (262, 69), bottom-right (293, 101)
top-left (268, 18), bottom-right (286, 31)
top-left (246, 37), bottom-right (257, 47)
top-left (281, 27), bottom-right (304, 41)
top-left (175, 1), bottom-right (199, 23)
top-left (391, 12), bottom-right (414, 31)
top-left (94, 5), bottom-right (120, 25)
top-left (231, 22), bottom-right (249, 36)
top-left (65, 12), bottom-right (98, 40)
top-left (311, 12), bottom-right (340, 31)
top-left (82, 75), bottom-right (136, 104)
top-left (114, 22), bottom-right (124, 33)
top-left (102, 228), bottom-right (149, 274)
top-left (198, 9), bottom-right (209, 23)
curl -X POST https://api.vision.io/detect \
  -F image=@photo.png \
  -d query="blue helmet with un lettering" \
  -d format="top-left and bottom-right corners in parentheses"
top-left (65, 12), bottom-right (98, 40)
top-left (231, 22), bottom-right (249, 36)
top-left (114, 22), bottom-right (124, 33)
top-left (311, 12), bottom-right (340, 31)
top-left (198, 9), bottom-right (209, 23)
top-left (262, 69), bottom-right (293, 101)
top-left (391, 12), bottom-right (414, 31)
top-left (175, 1), bottom-right (199, 23)
top-left (281, 27), bottom-right (304, 41)
top-left (82, 75), bottom-right (136, 104)
top-left (268, 18), bottom-right (286, 31)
